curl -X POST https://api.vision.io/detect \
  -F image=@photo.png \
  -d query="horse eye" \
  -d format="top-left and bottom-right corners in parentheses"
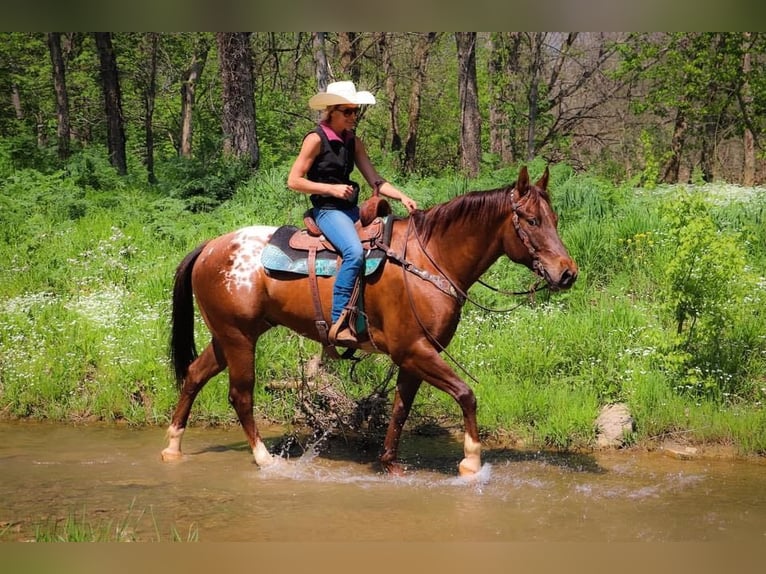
top-left (527, 218), bottom-right (538, 226)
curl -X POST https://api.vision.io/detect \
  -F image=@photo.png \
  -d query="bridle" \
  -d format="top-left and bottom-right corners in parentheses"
top-left (368, 186), bottom-right (549, 383)
top-left (510, 190), bottom-right (547, 281)
top-left (404, 186), bottom-right (549, 313)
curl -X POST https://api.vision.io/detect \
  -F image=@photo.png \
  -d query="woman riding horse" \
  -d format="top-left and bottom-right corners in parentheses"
top-left (163, 157), bottom-right (577, 476)
top-left (287, 81), bottom-right (418, 346)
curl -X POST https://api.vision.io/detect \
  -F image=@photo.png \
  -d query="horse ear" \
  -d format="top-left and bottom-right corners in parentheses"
top-left (516, 166), bottom-right (530, 196)
top-left (535, 166), bottom-right (550, 191)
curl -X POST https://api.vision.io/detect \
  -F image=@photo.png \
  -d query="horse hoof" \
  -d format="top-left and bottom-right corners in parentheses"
top-left (381, 461), bottom-right (407, 476)
top-left (260, 455), bottom-right (284, 468)
top-left (458, 457), bottom-right (481, 477)
top-left (161, 449), bottom-right (183, 462)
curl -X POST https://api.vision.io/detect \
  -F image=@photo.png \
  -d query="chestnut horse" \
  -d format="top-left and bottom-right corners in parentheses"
top-left (162, 166), bottom-right (577, 476)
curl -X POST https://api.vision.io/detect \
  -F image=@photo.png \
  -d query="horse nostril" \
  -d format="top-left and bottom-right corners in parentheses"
top-left (559, 268), bottom-right (577, 288)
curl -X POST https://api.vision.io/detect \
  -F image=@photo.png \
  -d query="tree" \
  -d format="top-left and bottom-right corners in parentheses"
top-left (376, 32), bottom-right (401, 153)
top-left (615, 33), bottom-right (762, 184)
top-left (739, 32), bottom-right (757, 186)
top-left (180, 35), bottom-right (210, 159)
top-left (47, 33), bottom-right (70, 160)
top-left (487, 32), bottom-right (521, 164)
top-left (94, 32), bottom-right (127, 175)
top-left (403, 33), bottom-right (438, 174)
top-left (455, 32), bottom-right (481, 177)
top-left (136, 33), bottom-right (160, 183)
top-left (338, 32), bottom-right (360, 84)
top-left (312, 32), bottom-right (329, 93)
top-left (216, 32), bottom-right (259, 168)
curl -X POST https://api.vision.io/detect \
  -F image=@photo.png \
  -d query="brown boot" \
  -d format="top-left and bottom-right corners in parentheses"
top-left (328, 315), bottom-right (357, 346)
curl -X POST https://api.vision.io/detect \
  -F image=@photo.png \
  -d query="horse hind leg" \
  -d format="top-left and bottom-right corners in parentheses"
top-left (162, 340), bottom-right (226, 461)
top-left (223, 337), bottom-right (277, 468)
top-left (379, 369), bottom-right (422, 475)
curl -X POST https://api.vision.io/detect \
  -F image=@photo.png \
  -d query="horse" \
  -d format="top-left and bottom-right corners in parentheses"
top-left (162, 165), bottom-right (577, 476)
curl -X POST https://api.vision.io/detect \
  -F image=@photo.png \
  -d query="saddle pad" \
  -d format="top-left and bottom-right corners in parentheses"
top-left (261, 225), bottom-right (386, 277)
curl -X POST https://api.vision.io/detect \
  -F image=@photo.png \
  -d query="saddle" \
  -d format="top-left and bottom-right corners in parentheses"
top-left (262, 195), bottom-right (394, 358)
top-left (289, 213), bottom-right (385, 253)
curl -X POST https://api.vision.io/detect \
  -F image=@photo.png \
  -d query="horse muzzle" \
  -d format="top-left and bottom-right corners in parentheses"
top-left (539, 258), bottom-right (578, 291)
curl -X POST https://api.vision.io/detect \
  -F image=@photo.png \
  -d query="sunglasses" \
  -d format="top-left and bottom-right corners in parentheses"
top-left (336, 107), bottom-right (360, 117)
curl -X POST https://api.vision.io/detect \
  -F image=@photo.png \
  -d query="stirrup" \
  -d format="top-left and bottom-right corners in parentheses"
top-left (328, 311), bottom-right (357, 346)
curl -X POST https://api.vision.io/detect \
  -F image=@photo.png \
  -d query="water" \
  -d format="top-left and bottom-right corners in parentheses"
top-left (1, 421), bottom-right (765, 542)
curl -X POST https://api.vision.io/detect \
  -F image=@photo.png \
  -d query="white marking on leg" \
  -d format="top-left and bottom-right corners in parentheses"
top-left (253, 438), bottom-right (276, 467)
top-left (161, 425), bottom-right (185, 461)
top-left (223, 226), bottom-right (275, 293)
top-left (458, 433), bottom-right (482, 476)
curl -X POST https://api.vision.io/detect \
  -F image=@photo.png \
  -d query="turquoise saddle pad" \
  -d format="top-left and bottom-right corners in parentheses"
top-left (261, 224), bottom-right (387, 277)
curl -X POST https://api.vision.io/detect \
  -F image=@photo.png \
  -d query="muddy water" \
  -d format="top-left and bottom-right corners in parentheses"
top-left (1, 421), bottom-right (765, 542)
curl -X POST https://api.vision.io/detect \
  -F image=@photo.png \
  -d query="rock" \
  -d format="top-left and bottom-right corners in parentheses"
top-left (595, 403), bottom-right (635, 448)
top-left (661, 442), bottom-right (699, 459)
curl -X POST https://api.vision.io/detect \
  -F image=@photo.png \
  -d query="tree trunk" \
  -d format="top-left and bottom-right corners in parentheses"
top-left (488, 34), bottom-right (504, 163)
top-left (662, 111), bottom-right (687, 183)
top-left (527, 33), bottom-right (545, 161)
top-left (741, 32), bottom-right (755, 187)
top-left (143, 33), bottom-right (159, 184)
top-left (403, 33), bottom-right (437, 174)
top-left (11, 83), bottom-right (23, 119)
top-left (699, 120), bottom-right (716, 183)
top-left (455, 32), bottom-right (481, 177)
top-left (312, 32), bottom-right (329, 93)
top-left (94, 32), bottom-right (127, 175)
top-left (377, 32), bottom-right (401, 152)
top-left (488, 33), bottom-right (520, 165)
top-left (699, 33), bottom-right (726, 183)
top-left (180, 39), bottom-right (210, 158)
top-left (47, 32), bottom-right (70, 160)
top-left (216, 32), bottom-right (259, 168)
top-left (338, 32), bottom-right (360, 84)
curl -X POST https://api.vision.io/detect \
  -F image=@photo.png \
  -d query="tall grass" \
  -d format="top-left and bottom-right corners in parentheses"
top-left (1, 149), bottom-right (765, 453)
top-left (17, 501), bottom-right (199, 542)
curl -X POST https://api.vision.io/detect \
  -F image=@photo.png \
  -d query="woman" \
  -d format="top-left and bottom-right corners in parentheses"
top-left (287, 81), bottom-right (418, 346)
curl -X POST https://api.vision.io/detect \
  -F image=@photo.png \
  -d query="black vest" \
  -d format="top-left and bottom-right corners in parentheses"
top-left (306, 125), bottom-right (359, 210)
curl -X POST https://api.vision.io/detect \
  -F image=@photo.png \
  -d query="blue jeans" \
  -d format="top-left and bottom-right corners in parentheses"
top-left (313, 206), bottom-right (363, 322)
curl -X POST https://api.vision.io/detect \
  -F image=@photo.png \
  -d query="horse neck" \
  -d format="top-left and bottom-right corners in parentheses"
top-left (418, 213), bottom-right (506, 291)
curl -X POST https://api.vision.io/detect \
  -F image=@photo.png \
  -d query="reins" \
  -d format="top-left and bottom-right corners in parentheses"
top-left (371, 199), bottom-right (548, 385)
top-left (408, 215), bottom-right (548, 313)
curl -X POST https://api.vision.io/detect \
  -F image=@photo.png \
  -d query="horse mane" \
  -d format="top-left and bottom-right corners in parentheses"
top-left (413, 183), bottom-right (550, 244)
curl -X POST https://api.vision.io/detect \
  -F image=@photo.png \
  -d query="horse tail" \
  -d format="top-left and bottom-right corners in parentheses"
top-left (169, 242), bottom-right (207, 389)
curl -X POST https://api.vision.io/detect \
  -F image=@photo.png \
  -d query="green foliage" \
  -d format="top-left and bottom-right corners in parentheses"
top-left (24, 501), bottom-right (198, 542)
top-left (638, 130), bottom-right (672, 189)
top-left (1, 155), bottom-right (766, 454)
top-left (658, 188), bottom-right (762, 401)
top-left (157, 155), bottom-right (253, 212)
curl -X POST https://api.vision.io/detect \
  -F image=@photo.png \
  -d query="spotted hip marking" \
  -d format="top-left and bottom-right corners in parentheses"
top-left (222, 226), bottom-right (275, 293)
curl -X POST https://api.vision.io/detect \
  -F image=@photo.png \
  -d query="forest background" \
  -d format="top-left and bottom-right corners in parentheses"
top-left (1, 32), bottom-right (766, 455)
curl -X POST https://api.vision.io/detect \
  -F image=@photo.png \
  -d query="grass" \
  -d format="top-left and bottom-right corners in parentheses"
top-left (1, 151), bottom-right (766, 455)
top-left (0, 500), bottom-right (199, 543)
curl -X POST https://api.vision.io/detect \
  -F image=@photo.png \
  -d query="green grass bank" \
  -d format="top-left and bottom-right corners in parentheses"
top-left (2, 151), bottom-right (766, 455)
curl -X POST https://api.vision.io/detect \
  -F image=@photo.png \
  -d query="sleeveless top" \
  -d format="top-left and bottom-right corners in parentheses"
top-left (306, 124), bottom-right (359, 210)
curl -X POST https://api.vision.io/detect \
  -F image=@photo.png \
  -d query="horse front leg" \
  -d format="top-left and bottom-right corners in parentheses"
top-left (162, 341), bottom-right (226, 461)
top-left (380, 369), bottom-right (422, 475)
top-left (399, 344), bottom-right (482, 477)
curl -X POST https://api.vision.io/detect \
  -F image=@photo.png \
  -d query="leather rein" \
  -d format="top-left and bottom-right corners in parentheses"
top-left (371, 193), bottom-right (548, 383)
top-left (377, 192), bottom-right (548, 311)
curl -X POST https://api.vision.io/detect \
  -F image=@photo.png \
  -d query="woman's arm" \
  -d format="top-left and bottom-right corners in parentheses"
top-left (354, 136), bottom-right (418, 213)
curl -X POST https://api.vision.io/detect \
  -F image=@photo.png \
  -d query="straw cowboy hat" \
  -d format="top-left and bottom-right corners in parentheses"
top-left (308, 81), bottom-right (376, 110)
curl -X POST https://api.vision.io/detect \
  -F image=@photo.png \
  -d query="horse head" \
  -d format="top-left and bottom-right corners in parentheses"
top-left (506, 166), bottom-right (578, 291)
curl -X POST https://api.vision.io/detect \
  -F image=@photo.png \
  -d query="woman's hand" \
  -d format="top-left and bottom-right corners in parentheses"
top-left (400, 195), bottom-right (418, 213)
top-left (327, 183), bottom-right (356, 200)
